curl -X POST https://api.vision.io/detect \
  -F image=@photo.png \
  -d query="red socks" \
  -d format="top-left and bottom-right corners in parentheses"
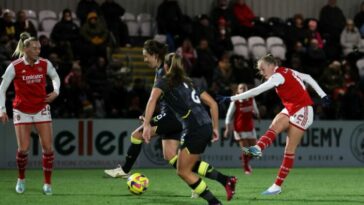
top-left (275, 153), bottom-right (295, 186)
top-left (242, 153), bottom-right (251, 170)
top-left (257, 129), bottom-right (277, 150)
top-left (16, 151), bottom-right (28, 180)
top-left (42, 152), bottom-right (54, 184)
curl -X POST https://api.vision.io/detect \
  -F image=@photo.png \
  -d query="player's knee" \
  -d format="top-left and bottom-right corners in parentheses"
top-left (131, 129), bottom-right (143, 140)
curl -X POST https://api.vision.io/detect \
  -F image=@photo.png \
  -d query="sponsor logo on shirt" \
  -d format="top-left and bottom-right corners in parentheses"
top-left (22, 74), bottom-right (44, 84)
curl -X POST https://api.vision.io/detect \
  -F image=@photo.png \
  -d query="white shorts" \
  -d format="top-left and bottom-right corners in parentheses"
top-left (281, 106), bottom-right (313, 130)
top-left (13, 105), bottom-right (52, 125)
top-left (233, 129), bottom-right (257, 140)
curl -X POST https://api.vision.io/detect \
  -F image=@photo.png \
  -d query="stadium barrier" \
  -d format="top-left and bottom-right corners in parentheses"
top-left (0, 119), bottom-right (363, 168)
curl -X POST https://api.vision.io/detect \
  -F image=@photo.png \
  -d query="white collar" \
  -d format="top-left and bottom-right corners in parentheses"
top-left (22, 56), bottom-right (39, 65)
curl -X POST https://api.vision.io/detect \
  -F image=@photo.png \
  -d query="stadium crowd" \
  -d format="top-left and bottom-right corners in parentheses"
top-left (1, 0), bottom-right (364, 120)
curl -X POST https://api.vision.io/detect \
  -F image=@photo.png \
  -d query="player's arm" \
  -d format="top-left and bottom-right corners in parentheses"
top-left (0, 63), bottom-right (15, 123)
top-left (294, 71), bottom-right (327, 98)
top-left (231, 74), bottom-right (284, 101)
top-left (224, 102), bottom-right (235, 138)
top-left (200, 91), bottom-right (219, 142)
top-left (45, 60), bottom-right (61, 103)
top-left (143, 87), bottom-right (162, 143)
top-left (252, 98), bottom-right (260, 121)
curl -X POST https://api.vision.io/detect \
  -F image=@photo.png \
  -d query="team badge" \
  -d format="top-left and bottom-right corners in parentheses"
top-left (37, 67), bottom-right (43, 72)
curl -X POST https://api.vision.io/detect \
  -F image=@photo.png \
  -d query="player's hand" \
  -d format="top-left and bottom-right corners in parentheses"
top-left (321, 96), bottom-right (331, 108)
top-left (138, 115), bottom-right (145, 122)
top-left (223, 126), bottom-right (230, 138)
top-left (216, 95), bottom-right (231, 104)
top-left (142, 124), bottom-right (152, 144)
top-left (0, 112), bottom-right (9, 124)
top-left (45, 92), bottom-right (58, 103)
top-left (211, 128), bottom-right (219, 142)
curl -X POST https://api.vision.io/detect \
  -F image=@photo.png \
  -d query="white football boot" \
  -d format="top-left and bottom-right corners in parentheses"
top-left (261, 183), bottom-right (282, 195)
top-left (15, 179), bottom-right (25, 194)
top-left (104, 164), bottom-right (130, 178)
top-left (43, 184), bottom-right (53, 195)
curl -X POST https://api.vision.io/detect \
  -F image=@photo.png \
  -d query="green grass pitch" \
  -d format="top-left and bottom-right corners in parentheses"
top-left (0, 168), bottom-right (363, 205)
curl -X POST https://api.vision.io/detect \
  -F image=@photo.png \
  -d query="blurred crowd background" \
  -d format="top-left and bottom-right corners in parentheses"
top-left (1, 0), bottom-right (364, 120)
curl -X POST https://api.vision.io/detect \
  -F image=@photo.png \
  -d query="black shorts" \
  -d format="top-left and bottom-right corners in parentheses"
top-left (180, 124), bottom-right (212, 154)
top-left (151, 112), bottom-right (182, 140)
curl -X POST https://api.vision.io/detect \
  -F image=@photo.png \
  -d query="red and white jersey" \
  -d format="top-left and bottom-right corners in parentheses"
top-left (225, 98), bottom-right (259, 132)
top-left (231, 66), bottom-right (327, 116)
top-left (274, 67), bottom-right (313, 115)
top-left (0, 57), bottom-right (60, 114)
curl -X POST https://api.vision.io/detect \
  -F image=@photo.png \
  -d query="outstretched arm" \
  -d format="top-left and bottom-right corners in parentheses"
top-left (142, 88), bottom-right (162, 143)
top-left (231, 74), bottom-right (284, 101)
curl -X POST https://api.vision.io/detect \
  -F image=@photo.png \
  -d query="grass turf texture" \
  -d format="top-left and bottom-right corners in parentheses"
top-left (0, 168), bottom-right (363, 205)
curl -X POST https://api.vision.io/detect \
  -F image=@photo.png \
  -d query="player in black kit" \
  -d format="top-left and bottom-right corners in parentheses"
top-left (143, 53), bottom-right (237, 204)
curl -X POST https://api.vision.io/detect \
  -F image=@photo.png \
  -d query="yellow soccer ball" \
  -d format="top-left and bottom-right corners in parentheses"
top-left (127, 173), bottom-right (149, 195)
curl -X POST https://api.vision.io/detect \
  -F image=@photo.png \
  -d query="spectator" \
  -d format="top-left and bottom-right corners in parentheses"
top-left (156, 0), bottom-right (183, 36)
top-left (100, 0), bottom-right (129, 46)
top-left (319, 0), bottom-right (346, 44)
top-left (76, 0), bottom-right (101, 25)
top-left (305, 19), bottom-right (324, 48)
top-left (304, 38), bottom-right (326, 79)
top-left (214, 16), bottom-right (233, 58)
top-left (210, 0), bottom-right (235, 34)
top-left (1, 10), bottom-right (16, 40)
top-left (51, 9), bottom-right (81, 60)
top-left (320, 61), bottom-right (344, 95)
top-left (340, 19), bottom-right (361, 56)
top-left (39, 35), bottom-right (54, 59)
top-left (80, 11), bottom-right (109, 65)
top-left (107, 79), bottom-right (128, 118)
top-left (176, 38), bottom-right (197, 75)
top-left (232, 0), bottom-right (255, 37)
top-left (286, 14), bottom-right (307, 53)
top-left (192, 38), bottom-right (217, 87)
top-left (354, 1), bottom-right (364, 37)
top-left (191, 14), bottom-right (216, 49)
top-left (14, 10), bottom-right (37, 39)
top-left (213, 52), bottom-right (235, 94)
top-left (85, 56), bottom-right (109, 92)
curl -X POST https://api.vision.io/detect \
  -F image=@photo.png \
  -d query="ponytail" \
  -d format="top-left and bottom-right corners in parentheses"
top-left (164, 53), bottom-right (192, 87)
top-left (12, 32), bottom-right (37, 58)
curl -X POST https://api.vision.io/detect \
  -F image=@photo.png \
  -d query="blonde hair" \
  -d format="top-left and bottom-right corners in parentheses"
top-left (12, 32), bottom-right (37, 58)
top-left (164, 53), bottom-right (192, 87)
top-left (256, 54), bottom-right (277, 69)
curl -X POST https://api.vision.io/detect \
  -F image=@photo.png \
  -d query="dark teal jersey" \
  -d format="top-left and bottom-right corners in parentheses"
top-left (155, 77), bottom-right (211, 130)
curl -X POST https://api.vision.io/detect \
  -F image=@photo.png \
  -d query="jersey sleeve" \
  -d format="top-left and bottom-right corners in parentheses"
top-left (46, 60), bottom-right (61, 95)
top-left (225, 101), bottom-right (236, 125)
top-left (293, 70), bottom-right (327, 98)
top-left (0, 63), bottom-right (15, 113)
top-left (231, 73), bottom-right (284, 101)
top-left (154, 77), bottom-right (168, 92)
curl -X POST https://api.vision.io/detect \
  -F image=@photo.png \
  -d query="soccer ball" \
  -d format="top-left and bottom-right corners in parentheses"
top-left (127, 173), bottom-right (149, 195)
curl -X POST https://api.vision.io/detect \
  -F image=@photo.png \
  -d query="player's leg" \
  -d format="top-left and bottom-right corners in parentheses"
top-left (244, 112), bottom-right (289, 158)
top-left (35, 122), bottom-right (54, 195)
top-left (240, 138), bottom-right (252, 174)
top-left (177, 148), bottom-right (222, 205)
top-left (14, 124), bottom-right (32, 194)
top-left (262, 126), bottom-right (304, 195)
top-left (262, 106), bottom-right (313, 195)
top-left (104, 124), bottom-right (156, 178)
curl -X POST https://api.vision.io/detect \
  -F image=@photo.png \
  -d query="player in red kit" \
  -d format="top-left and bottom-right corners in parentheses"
top-left (0, 32), bottom-right (60, 195)
top-left (218, 54), bottom-right (330, 195)
top-left (224, 83), bottom-right (260, 175)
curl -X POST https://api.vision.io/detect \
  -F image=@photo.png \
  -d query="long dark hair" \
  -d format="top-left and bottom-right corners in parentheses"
top-left (143, 40), bottom-right (168, 62)
top-left (164, 53), bottom-right (192, 87)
